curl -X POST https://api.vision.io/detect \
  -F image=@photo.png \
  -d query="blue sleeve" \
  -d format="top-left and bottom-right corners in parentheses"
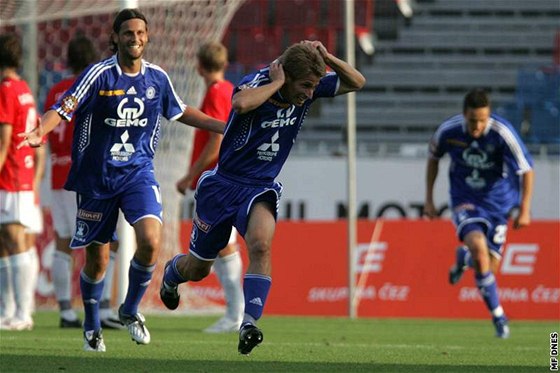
top-left (429, 128), bottom-right (447, 159)
top-left (234, 71), bottom-right (269, 95)
top-left (499, 120), bottom-right (534, 174)
top-left (313, 72), bottom-right (338, 99)
top-left (52, 64), bottom-right (97, 121)
top-left (160, 73), bottom-right (186, 121)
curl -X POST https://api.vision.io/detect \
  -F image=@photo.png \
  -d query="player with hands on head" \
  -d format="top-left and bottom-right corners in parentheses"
top-left (176, 41), bottom-right (243, 333)
top-left (424, 88), bottom-right (534, 339)
top-left (17, 8), bottom-right (225, 352)
top-left (160, 40), bottom-right (365, 355)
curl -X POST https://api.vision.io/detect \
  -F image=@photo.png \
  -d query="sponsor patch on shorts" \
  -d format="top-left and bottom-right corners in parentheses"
top-left (77, 209), bottom-right (103, 221)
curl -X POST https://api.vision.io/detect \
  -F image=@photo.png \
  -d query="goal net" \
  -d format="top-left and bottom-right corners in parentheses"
top-left (1, 0), bottom-right (245, 313)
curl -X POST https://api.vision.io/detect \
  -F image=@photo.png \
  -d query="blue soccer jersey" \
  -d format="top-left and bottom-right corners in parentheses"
top-left (217, 67), bottom-right (339, 182)
top-left (429, 114), bottom-right (533, 215)
top-left (52, 55), bottom-right (186, 198)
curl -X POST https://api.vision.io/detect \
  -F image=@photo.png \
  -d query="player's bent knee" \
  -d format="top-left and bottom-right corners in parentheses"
top-left (247, 241), bottom-right (271, 261)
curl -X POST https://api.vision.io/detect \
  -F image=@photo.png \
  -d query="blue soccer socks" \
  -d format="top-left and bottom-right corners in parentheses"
top-left (456, 246), bottom-right (473, 269)
top-left (80, 271), bottom-right (105, 332)
top-left (476, 271), bottom-right (502, 315)
top-left (243, 274), bottom-right (271, 323)
top-left (121, 258), bottom-right (155, 316)
top-left (162, 254), bottom-right (187, 288)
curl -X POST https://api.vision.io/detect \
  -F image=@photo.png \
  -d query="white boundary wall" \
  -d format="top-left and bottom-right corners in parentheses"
top-left (276, 156), bottom-right (559, 220)
top-left (41, 156), bottom-right (559, 220)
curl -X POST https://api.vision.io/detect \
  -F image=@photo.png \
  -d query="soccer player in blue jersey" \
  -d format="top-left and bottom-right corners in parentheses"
top-left (17, 9), bottom-right (225, 352)
top-left (424, 89), bottom-right (534, 339)
top-left (160, 40), bottom-right (365, 354)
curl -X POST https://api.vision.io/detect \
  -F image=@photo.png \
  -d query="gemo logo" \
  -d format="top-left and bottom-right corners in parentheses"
top-left (105, 97), bottom-right (148, 127)
top-left (261, 106), bottom-right (297, 128)
top-left (462, 146), bottom-right (494, 169)
top-left (501, 244), bottom-right (539, 275)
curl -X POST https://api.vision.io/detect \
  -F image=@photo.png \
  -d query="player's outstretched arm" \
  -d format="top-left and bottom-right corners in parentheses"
top-left (17, 110), bottom-right (62, 149)
top-left (176, 132), bottom-right (222, 195)
top-left (305, 40), bottom-right (366, 96)
top-left (177, 106), bottom-right (225, 134)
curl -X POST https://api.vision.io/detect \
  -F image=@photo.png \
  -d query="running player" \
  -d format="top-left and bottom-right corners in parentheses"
top-left (175, 41), bottom-right (243, 333)
top-left (17, 9), bottom-right (225, 352)
top-left (424, 88), bottom-right (534, 339)
top-left (45, 34), bottom-right (124, 330)
top-left (160, 40), bottom-right (365, 354)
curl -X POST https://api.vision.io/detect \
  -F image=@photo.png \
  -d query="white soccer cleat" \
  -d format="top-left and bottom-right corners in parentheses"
top-left (118, 305), bottom-right (151, 345)
top-left (83, 329), bottom-right (106, 352)
top-left (203, 317), bottom-right (241, 333)
top-left (0, 316), bottom-right (33, 331)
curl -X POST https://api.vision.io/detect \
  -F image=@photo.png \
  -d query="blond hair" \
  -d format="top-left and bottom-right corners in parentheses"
top-left (197, 42), bottom-right (228, 72)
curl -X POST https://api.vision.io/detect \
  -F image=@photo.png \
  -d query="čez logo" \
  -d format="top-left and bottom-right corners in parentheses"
top-left (501, 244), bottom-right (539, 275)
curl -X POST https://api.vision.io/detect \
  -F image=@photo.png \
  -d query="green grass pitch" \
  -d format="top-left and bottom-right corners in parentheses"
top-left (0, 311), bottom-right (556, 373)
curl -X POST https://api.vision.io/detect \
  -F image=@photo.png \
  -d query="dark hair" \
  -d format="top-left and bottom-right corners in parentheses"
top-left (278, 42), bottom-right (326, 81)
top-left (111, 8), bottom-right (148, 52)
top-left (463, 88), bottom-right (490, 112)
top-left (67, 35), bottom-right (97, 73)
top-left (0, 33), bottom-right (22, 69)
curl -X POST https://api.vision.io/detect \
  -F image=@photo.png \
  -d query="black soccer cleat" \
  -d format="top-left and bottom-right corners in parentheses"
top-left (60, 317), bottom-right (82, 329)
top-left (160, 261), bottom-right (180, 310)
top-left (100, 315), bottom-right (126, 330)
top-left (238, 324), bottom-right (263, 355)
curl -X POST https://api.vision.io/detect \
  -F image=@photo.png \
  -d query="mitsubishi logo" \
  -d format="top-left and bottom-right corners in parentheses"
top-left (257, 131), bottom-right (280, 152)
top-left (110, 130), bottom-right (135, 161)
top-left (110, 130), bottom-right (135, 153)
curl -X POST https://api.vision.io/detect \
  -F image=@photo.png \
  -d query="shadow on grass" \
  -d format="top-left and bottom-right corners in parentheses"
top-left (0, 354), bottom-right (543, 373)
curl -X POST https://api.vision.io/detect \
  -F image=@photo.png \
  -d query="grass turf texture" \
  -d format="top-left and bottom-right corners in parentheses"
top-left (0, 311), bottom-right (555, 373)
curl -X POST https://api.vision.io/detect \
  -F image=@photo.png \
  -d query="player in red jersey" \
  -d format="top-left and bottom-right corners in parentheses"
top-left (0, 33), bottom-right (39, 331)
top-left (175, 42), bottom-right (243, 333)
top-left (45, 35), bottom-right (124, 330)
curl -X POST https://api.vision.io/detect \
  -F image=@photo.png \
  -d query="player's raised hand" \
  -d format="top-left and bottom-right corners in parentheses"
top-left (269, 60), bottom-right (285, 84)
top-left (301, 40), bottom-right (329, 60)
top-left (16, 125), bottom-right (43, 149)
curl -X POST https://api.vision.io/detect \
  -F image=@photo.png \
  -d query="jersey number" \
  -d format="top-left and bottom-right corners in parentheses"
top-left (152, 185), bottom-right (161, 204)
top-left (492, 224), bottom-right (507, 245)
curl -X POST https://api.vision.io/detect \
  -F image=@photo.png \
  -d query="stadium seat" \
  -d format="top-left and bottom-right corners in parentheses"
top-left (530, 103), bottom-right (560, 144)
top-left (495, 102), bottom-right (523, 135)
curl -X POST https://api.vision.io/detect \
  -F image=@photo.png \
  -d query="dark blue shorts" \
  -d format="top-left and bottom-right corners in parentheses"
top-left (189, 170), bottom-right (282, 260)
top-left (452, 203), bottom-right (508, 257)
top-left (70, 181), bottom-right (162, 248)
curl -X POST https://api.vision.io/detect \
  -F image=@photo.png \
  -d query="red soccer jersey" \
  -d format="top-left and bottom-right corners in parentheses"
top-left (44, 77), bottom-right (75, 190)
top-left (0, 77), bottom-right (36, 191)
top-left (189, 80), bottom-right (233, 189)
